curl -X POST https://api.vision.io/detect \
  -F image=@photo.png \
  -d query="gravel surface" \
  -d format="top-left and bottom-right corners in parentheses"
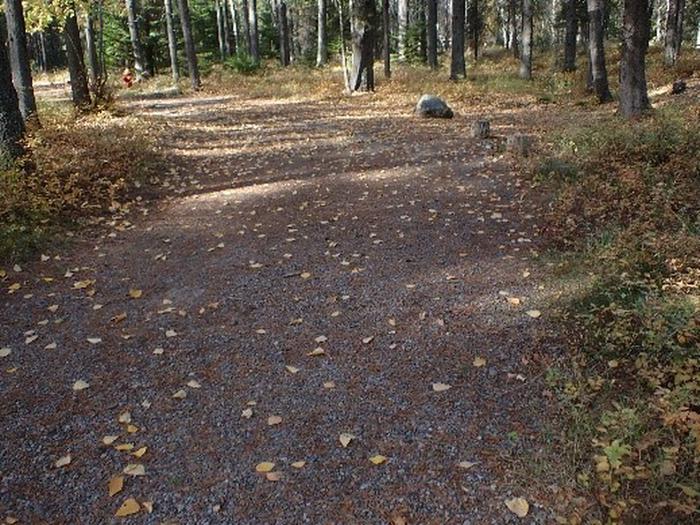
top-left (1, 93), bottom-right (566, 524)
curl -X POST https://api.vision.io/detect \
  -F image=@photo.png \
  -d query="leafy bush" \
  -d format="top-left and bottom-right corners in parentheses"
top-left (539, 107), bottom-right (700, 522)
top-left (224, 53), bottom-right (262, 75)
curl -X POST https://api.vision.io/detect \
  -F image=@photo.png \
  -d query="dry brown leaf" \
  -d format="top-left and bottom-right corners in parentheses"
top-left (255, 462), bottom-right (275, 473)
top-left (115, 498), bottom-right (140, 517)
top-left (473, 356), bottom-right (487, 368)
top-left (291, 461), bottom-right (306, 469)
top-left (128, 289), bottom-right (143, 299)
top-left (369, 454), bottom-right (387, 465)
top-left (285, 365), bottom-right (300, 374)
top-left (505, 497), bottom-right (529, 518)
top-left (267, 415), bottom-right (282, 426)
top-left (307, 347), bottom-right (325, 357)
top-left (132, 447), bottom-right (147, 458)
top-left (432, 382), bottom-right (451, 392)
top-left (339, 433), bottom-right (355, 448)
top-left (108, 475), bottom-right (124, 497)
top-left (72, 379), bottom-right (90, 391)
top-left (123, 463), bottom-right (145, 476)
top-left (102, 435), bottom-right (119, 445)
top-left (54, 455), bottom-right (71, 468)
top-left (266, 471), bottom-right (282, 481)
top-left (526, 310), bottom-right (541, 319)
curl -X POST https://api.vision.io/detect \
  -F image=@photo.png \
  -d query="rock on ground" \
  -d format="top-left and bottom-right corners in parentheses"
top-left (414, 94), bottom-right (454, 119)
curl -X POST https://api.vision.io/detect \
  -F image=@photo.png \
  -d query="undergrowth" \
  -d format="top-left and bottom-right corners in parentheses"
top-left (538, 104), bottom-right (700, 524)
top-left (0, 103), bottom-right (159, 262)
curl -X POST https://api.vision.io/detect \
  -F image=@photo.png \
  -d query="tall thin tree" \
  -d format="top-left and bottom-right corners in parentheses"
top-left (426, 0), bottom-right (438, 68)
top-left (450, 0), bottom-right (466, 79)
top-left (562, 0), bottom-right (578, 71)
top-left (398, 0), bottom-right (409, 60)
top-left (587, 0), bottom-right (612, 103)
top-left (316, 0), bottom-right (327, 66)
top-left (382, 0), bottom-right (390, 77)
top-left (351, 0), bottom-right (376, 91)
top-left (279, 1), bottom-right (291, 66)
top-left (520, 0), bottom-right (533, 79)
top-left (63, 6), bottom-right (91, 107)
top-left (664, 0), bottom-right (685, 66)
top-left (216, 0), bottom-right (227, 60)
top-left (619, 0), bottom-right (651, 117)
top-left (164, 0), bottom-right (179, 83)
top-left (0, 22), bottom-right (25, 163)
top-left (248, 0), bottom-right (260, 62)
top-left (177, 0), bottom-right (201, 89)
top-left (84, 10), bottom-right (100, 88)
top-left (124, 0), bottom-right (149, 78)
top-left (4, 0), bottom-right (38, 123)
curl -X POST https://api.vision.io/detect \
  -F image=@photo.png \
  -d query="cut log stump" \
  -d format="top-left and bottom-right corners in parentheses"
top-left (507, 134), bottom-right (536, 157)
top-left (471, 120), bottom-right (490, 139)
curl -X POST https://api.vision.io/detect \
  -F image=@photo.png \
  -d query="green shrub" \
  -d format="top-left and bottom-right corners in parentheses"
top-left (224, 53), bottom-right (262, 75)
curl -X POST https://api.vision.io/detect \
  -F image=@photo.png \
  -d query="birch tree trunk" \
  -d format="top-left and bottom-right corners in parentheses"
top-left (84, 12), bottom-right (100, 88)
top-left (520, 0), bottom-right (533, 80)
top-left (4, 0), bottom-right (37, 123)
top-left (248, 0), bottom-right (260, 62)
top-left (398, 0), bottom-right (409, 60)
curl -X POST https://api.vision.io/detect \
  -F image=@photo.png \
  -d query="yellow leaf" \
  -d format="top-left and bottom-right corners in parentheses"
top-left (114, 443), bottom-right (134, 451)
top-left (255, 462), bottom-right (275, 473)
top-left (123, 463), bottom-right (145, 476)
top-left (307, 347), bottom-right (325, 357)
top-left (172, 389), bottom-right (187, 399)
top-left (339, 433), bottom-right (355, 448)
top-left (505, 497), bottom-right (529, 518)
top-left (267, 415), bottom-right (282, 426)
top-left (142, 501), bottom-right (153, 513)
top-left (323, 381), bottom-right (336, 389)
top-left (126, 424), bottom-right (138, 434)
top-left (285, 365), bottom-right (300, 374)
top-left (525, 310), bottom-right (541, 319)
top-left (132, 447), bottom-right (147, 458)
top-left (72, 379), bottom-right (90, 391)
top-left (0, 347), bottom-right (12, 358)
top-left (473, 357), bottom-right (487, 368)
top-left (291, 461), bottom-right (306, 469)
top-left (369, 455), bottom-right (387, 465)
top-left (458, 461), bottom-right (477, 470)
top-left (115, 498), bottom-right (140, 517)
top-left (186, 380), bottom-right (202, 389)
top-left (432, 382), bottom-right (451, 392)
top-left (507, 297), bottom-right (521, 306)
top-left (54, 454), bottom-right (71, 468)
top-left (128, 289), bottom-right (143, 299)
top-left (300, 272), bottom-right (311, 279)
top-left (102, 435), bottom-right (119, 445)
top-left (108, 475), bottom-right (124, 497)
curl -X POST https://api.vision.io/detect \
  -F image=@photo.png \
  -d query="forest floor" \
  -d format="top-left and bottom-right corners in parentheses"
top-left (0, 82), bottom-right (596, 524)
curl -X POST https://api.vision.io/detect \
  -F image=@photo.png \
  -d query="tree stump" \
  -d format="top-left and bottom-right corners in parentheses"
top-left (507, 134), bottom-right (536, 157)
top-left (471, 120), bottom-right (490, 139)
top-left (671, 80), bottom-right (687, 95)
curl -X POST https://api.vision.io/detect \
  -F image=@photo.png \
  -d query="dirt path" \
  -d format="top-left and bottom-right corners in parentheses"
top-left (1, 93), bottom-right (565, 524)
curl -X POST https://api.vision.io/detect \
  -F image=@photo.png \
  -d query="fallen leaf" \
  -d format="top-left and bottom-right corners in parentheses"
top-left (505, 497), bottom-right (529, 518)
top-left (86, 337), bottom-right (102, 345)
top-left (128, 289), bottom-right (143, 299)
top-left (300, 272), bottom-right (311, 279)
top-left (241, 408), bottom-right (253, 418)
top-left (54, 455), bottom-right (71, 468)
top-left (267, 415), bottom-right (282, 426)
top-left (126, 424), bottom-right (138, 434)
top-left (314, 335), bottom-right (327, 343)
top-left (114, 443), bottom-right (134, 451)
top-left (307, 347), bottom-right (325, 357)
top-left (255, 462), bottom-right (275, 473)
top-left (369, 455), bottom-right (387, 465)
top-left (165, 329), bottom-right (177, 338)
top-left (473, 356), bottom-right (487, 368)
top-left (142, 501), bottom-right (153, 513)
top-left (102, 435), bottom-right (119, 445)
top-left (172, 389), bottom-right (187, 399)
top-left (108, 475), bottom-right (124, 497)
top-left (266, 471), bottom-right (282, 481)
top-left (339, 433), bottom-right (355, 447)
top-left (115, 497), bottom-right (140, 517)
top-left (507, 297), bottom-right (521, 306)
top-left (362, 336), bottom-right (375, 344)
top-left (118, 411), bottom-right (131, 424)
top-left (72, 379), bottom-right (90, 391)
top-left (123, 463), bottom-right (145, 476)
top-left (432, 382), bottom-right (451, 392)
top-left (526, 310), bottom-right (541, 319)
top-left (323, 381), bottom-right (336, 389)
top-left (0, 347), bottom-right (11, 358)
top-left (132, 446), bottom-right (147, 458)
top-left (291, 461), bottom-right (306, 468)
top-left (186, 379), bottom-right (201, 389)
top-left (458, 461), bottom-right (478, 470)
top-left (285, 365), bottom-right (300, 374)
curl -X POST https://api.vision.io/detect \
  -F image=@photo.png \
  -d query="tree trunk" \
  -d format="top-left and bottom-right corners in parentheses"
top-left (351, 0), bottom-right (376, 91)
top-left (84, 12), bottom-right (100, 88)
top-left (222, 0), bottom-right (233, 56)
top-left (520, 0), bottom-right (533, 79)
top-left (316, 0), bottom-right (327, 66)
top-left (4, 0), bottom-right (37, 123)
top-left (426, 0), bottom-right (438, 68)
top-left (228, 0), bottom-right (240, 54)
top-left (563, 0), bottom-right (578, 71)
top-left (164, 0), bottom-right (179, 83)
top-left (509, 0), bottom-right (518, 57)
top-left (240, 0), bottom-right (252, 53)
top-left (587, 0), bottom-right (612, 103)
top-left (177, 0), bottom-right (201, 89)
top-left (450, 0), bottom-right (465, 79)
top-left (664, 0), bottom-right (685, 66)
top-left (383, 0), bottom-right (391, 77)
top-left (471, 0), bottom-right (479, 61)
top-left (63, 9), bottom-right (91, 107)
top-left (398, 0), bottom-right (409, 61)
top-left (279, 1), bottom-right (291, 65)
top-left (124, 0), bottom-right (148, 78)
top-left (248, 0), bottom-right (260, 62)
top-left (619, 0), bottom-right (651, 118)
top-left (216, 0), bottom-right (227, 60)
top-left (0, 21), bottom-right (25, 163)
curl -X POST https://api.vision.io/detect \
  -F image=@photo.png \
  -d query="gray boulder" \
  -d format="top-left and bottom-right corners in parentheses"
top-left (414, 94), bottom-right (454, 119)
